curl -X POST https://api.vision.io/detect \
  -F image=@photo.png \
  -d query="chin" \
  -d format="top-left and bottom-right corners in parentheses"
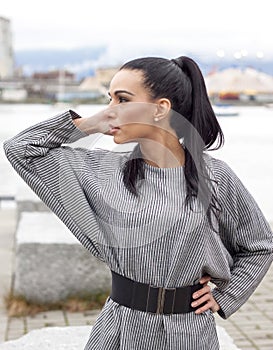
top-left (113, 136), bottom-right (123, 144)
top-left (113, 135), bottom-right (136, 144)
top-left (113, 137), bottom-right (127, 145)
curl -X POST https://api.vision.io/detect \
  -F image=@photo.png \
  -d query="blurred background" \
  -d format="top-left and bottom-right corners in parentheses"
top-left (1, 0), bottom-right (273, 105)
top-left (0, 1), bottom-right (272, 348)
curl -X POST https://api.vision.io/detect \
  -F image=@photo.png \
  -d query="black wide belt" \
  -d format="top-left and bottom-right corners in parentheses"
top-left (110, 270), bottom-right (203, 315)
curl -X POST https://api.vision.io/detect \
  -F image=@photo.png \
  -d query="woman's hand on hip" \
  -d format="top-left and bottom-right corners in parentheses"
top-left (191, 275), bottom-right (220, 314)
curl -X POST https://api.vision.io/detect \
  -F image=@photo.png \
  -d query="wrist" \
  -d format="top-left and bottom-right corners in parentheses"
top-left (72, 118), bottom-right (82, 128)
top-left (211, 301), bottom-right (221, 313)
top-left (72, 117), bottom-right (99, 134)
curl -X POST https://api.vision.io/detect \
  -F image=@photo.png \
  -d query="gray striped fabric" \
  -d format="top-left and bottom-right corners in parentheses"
top-left (4, 111), bottom-right (273, 350)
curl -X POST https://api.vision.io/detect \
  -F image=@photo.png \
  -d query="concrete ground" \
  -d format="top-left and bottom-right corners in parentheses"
top-left (0, 205), bottom-right (16, 343)
top-left (0, 206), bottom-right (272, 349)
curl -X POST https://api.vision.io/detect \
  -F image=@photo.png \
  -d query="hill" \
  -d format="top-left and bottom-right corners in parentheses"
top-left (14, 47), bottom-right (273, 80)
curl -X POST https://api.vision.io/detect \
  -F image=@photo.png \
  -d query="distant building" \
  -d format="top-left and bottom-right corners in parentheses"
top-left (0, 16), bottom-right (14, 78)
top-left (28, 69), bottom-right (79, 101)
top-left (79, 76), bottom-right (107, 95)
top-left (32, 70), bottom-right (75, 82)
top-left (205, 67), bottom-right (273, 102)
top-left (96, 67), bottom-right (119, 88)
top-left (78, 67), bottom-right (119, 101)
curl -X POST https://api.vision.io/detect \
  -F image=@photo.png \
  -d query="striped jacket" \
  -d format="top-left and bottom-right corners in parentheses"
top-left (3, 110), bottom-right (273, 350)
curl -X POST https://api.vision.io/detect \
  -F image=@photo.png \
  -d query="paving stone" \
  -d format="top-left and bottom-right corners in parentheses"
top-left (83, 309), bottom-right (101, 316)
top-left (8, 317), bottom-right (25, 331)
top-left (235, 341), bottom-right (254, 349)
top-left (6, 317), bottom-right (26, 342)
top-left (25, 312), bottom-right (65, 332)
top-left (6, 332), bottom-right (25, 342)
top-left (0, 327), bottom-right (6, 343)
top-left (252, 339), bottom-right (273, 346)
top-left (65, 310), bottom-right (100, 327)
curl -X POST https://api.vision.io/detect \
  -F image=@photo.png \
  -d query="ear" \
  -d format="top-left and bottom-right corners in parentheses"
top-left (153, 98), bottom-right (171, 121)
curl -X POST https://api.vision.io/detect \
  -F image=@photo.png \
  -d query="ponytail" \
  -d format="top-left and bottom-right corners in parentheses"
top-left (171, 56), bottom-right (224, 228)
top-left (171, 56), bottom-right (224, 150)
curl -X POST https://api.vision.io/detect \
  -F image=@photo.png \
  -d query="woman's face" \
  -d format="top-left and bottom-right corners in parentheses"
top-left (107, 69), bottom-right (159, 144)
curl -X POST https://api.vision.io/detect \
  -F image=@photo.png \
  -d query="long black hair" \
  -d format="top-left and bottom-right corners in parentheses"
top-left (120, 56), bottom-right (224, 230)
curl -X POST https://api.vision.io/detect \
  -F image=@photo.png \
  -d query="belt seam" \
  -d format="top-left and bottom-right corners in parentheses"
top-left (171, 288), bottom-right (176, 314)
top-left (146, 285), bottom-right (151, 312)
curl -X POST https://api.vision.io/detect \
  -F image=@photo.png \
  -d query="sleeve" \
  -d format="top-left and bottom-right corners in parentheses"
top-left (3, 110), bottom-right (105, 262)
top-left (211, 159), bottom-right (273, 319)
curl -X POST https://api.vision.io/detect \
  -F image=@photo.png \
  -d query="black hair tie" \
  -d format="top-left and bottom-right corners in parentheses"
top-left (171, 58), bottom-right (183, 70)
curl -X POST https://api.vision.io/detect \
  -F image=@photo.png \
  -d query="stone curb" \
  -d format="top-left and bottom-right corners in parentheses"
top-left (0, 325), bottom-right (240, 350)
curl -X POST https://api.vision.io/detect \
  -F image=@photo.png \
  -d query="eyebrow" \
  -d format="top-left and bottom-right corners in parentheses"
top-left (108, 90), bottom-right (135, 97)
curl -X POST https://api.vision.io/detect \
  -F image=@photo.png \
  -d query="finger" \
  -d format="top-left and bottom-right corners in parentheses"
top-left (199, 275), bottom-right (211, 285)
top-left (192, 285), bottom-right (211, 299)
top-left (191, 292), bottom-right (215, 314)
top-left (195, 300), bottom-right (215, 314)
top-left (191, 292), bottom-right (211, 308)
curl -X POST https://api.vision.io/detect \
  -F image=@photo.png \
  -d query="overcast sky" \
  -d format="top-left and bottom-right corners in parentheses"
top-left (1, 0), bottom-right (273, 62)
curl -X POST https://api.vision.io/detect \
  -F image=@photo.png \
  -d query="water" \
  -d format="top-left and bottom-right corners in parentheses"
top-left (0, 104), bottom-right (273, 222)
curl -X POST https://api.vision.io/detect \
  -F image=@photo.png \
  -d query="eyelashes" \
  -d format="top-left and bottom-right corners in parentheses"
top-left (118, 97), bottom-right (129, 103)
top-left (108, 96), bottom-right (129, 104)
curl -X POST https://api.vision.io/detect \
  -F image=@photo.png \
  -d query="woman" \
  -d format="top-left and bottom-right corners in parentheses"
top-left (4, 56), bottom-right (272, 349)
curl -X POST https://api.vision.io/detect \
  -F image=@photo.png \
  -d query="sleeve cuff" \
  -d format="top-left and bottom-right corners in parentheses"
top-left (69, 109), bottom-right (82, 120)
top-left (65, 110), bottom-right (89, 143)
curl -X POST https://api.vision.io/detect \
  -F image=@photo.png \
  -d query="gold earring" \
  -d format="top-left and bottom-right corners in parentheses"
top-left (154, 117), bottom-right (159, 122)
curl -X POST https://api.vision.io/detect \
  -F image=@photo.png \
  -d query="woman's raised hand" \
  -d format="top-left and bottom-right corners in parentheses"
top-left (73, 107), bottom-right (115, 135)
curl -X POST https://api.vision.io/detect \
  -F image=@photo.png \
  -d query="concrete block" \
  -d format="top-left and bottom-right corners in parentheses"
top-left (14, 212), bottom-right (111, 303)
top-left (16, 183), bottom-right (49, 213)
top-left (16, 200), bottom-right (49, 213)
top-left (0, 325), bottom-right (241, 349)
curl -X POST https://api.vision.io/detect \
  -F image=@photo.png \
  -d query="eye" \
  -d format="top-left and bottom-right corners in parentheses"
top-left (118, 96), bottom-right (129, 103)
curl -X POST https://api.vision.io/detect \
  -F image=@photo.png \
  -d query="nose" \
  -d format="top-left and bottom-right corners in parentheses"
top-left (108, 98), bottom-right (118, 108)
top-left (104, 106), bottom-right (118, 119)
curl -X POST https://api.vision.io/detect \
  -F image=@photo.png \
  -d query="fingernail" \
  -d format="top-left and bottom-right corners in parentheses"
top-left (191, 302), bottom-right (197, 307)
top-left (193, 293), bottom-right (199, 299)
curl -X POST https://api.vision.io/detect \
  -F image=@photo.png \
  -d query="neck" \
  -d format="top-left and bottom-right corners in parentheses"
top-left (139, 134), bottom-right (185, 168)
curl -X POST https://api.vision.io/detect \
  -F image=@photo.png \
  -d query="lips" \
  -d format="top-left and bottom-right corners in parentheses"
top-left (109, 124), bottom-right (120, 134)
